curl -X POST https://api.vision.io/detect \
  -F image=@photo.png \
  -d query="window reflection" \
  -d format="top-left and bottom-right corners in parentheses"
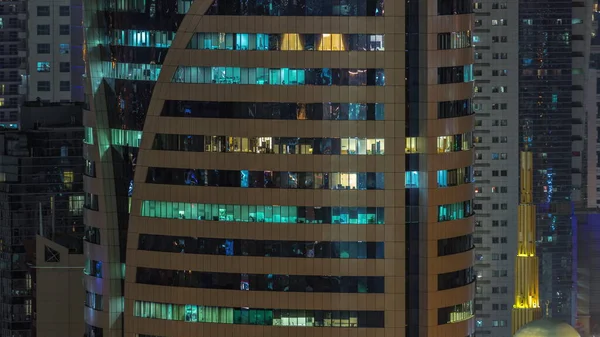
top-left (437, 234), bottom-right (473, 256)
top-left (162, 101), bottom-right (385, 121)
top-left (84, 259), bottom-right (103, 278)
top-left (438, 301), bottom-right (474, 324)
top-left (147, 167), bottom-right (385, 190)
top-left (141, 200), bottom-right (385, 224)
top-left (437, 0), bottom-right (472, 15)
top-left (99, 61), bottom-right (161, 81)
top-left (85, 291), bottom-right (103, 311)
top-left (436, 132), bottom-right (473, 153)
top-left (438, 267), bottom-right (475, 291)
top-left (137, 267), bottom-right (384, 293)
top-left (188, 33), bottom-right (384, 51)
top-left (84, 226), bottom-right (101, 245)
top-left (107, 29), bottom-right (175, 48)
top-left (153, 134), bottom-right (385, 155)
top-left (99, 0), bottom-right (193, 13)
top-left (205, 0), bottom-right (384, 16)
top-left (437, 166), bottom-right (473, 187)
top-left (172, 66), bottom-right (385, 86)
top-left (134, 301), bottom-right (385, 327)
top-left (437, 31), bottom-right (471, 50)
top-left (437, 65), bottom-right (474, 84)
top-left (438, 99), bottom-right (472, 119)
top-left (438, 200), bottom-right (473, 222)
top-left (138, 234), bottom-right (385, 259)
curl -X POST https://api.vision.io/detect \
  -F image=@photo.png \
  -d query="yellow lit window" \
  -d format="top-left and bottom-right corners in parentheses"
top-left (406, 137), bottom-right (418, 153)
top-left (318, 34), bottom-right (345, 51)
top-left (281, 33), bottom-right (303, 50)
top-left (0, 98), bottom-right (4, 107)
top-left (63, 171), bottom-right (74, 190)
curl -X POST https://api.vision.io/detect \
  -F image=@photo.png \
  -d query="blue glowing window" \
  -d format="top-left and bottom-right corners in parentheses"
top-left (405, 171), bottom-right (419, 188)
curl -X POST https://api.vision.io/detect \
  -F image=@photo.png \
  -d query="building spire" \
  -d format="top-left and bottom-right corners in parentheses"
top-left (511, 151), bottom-right (543, 334)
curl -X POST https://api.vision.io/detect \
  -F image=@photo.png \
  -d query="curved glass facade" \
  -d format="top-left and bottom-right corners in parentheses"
top-left (83, 0), bottom-right (475, 335)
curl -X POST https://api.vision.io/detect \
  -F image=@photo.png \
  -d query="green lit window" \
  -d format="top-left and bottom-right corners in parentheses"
top-left (111, 129), bottom-right (142, 147)
top-left (133, 301), bottom-right (384, 327)
top-left (84, 127), bottom-right (94, 145)
top-left (141, 200), bottom-right (384, 225)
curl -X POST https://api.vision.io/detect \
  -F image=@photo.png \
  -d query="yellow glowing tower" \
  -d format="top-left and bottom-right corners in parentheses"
top-left (512, 151), bottom-right (543, 334)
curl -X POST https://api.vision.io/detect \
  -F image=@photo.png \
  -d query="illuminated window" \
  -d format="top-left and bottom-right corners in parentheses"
top-left (84, 127), bottom-right (93, 145)
top-left (111, 129), bottom-right (142, 147)
top-left (405, 137), bottom-right (418, 153)
top-left (37, 62), bottom-right (50, 72)
top-left (69, 195), bottom-right (84, 215)
top-left (141, 200), bottom-right (385, 225)
top-left (318, 33), bottom-right (345, 51)
top-left (63, 171), bottom-right (74, 190)
top-left (281, 33), bottom-right (303, 50)
top-left (0, 98), bottom-right (4, 107)
top-left (59, 44), bottom-right (70, 54)
top-left (134, 301), bottom-right (384, 327)
top-left (405, 171), bottom-right (419, 188)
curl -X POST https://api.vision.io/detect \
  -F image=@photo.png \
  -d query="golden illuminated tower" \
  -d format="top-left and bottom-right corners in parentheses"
top-left (512, 151), bottom-right (543, 334)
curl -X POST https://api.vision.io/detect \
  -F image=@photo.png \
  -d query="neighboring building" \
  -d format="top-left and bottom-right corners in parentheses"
top-left (83, 1), bottom-right (476, 337)
top-left (26, 0), bottom-right (85, 103)
top-left (471, 1), bottom-right (519, 336)
top-left (0, 0), bottom-right (84, 129)
top-left (26, 235), bottom-right (85, 337)
top-left (519, 0), bottom-right (593, 324)
top-left (0, 102), bottom-right (84, 337)
top-left (0, 0), bottom-right (27, 127)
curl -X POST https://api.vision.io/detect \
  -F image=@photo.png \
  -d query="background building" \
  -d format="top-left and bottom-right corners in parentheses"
top-left (518, 0), bottom-right (593, 324)
top-left (82, 0), bottom-right (476, 336)
top-left (0, 0), bottom-right (27, 128)
top-left (0, 102), bottom-right (84, 337)
top-left (471, 1), bottom-right (519, 336)
top-left (26, 0), bottom-right (85, 103)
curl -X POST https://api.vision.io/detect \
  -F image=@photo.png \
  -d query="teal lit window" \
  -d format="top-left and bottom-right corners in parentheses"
top-left (438, 200), bottom-right (473, 222)
top-left (84, 127), bottom-right (94, 145)
top-left (437, 166), bottom-right (473, 187)
top-left (405, 171), bottom-right (419, 188)
top-left (109, 29), bottom-right (175, 48)
top-left (36, 62), bottom-right (50, 72)
top-left (141, 200), bottom-right (384, 225)
top-left (172, 67), bottom-right (385, 86)
top-left (188, 33), bottom-right (385, 51)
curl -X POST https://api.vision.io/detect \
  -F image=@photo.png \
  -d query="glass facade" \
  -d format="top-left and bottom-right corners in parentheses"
top-left (136, 267), bottom-right (385, 293)
top-left (188, 33), bottom-right (385, 51)
top-left (141, 200), bottom-right (385, 224)
top-left (138, 234), bottom-right (385, 259)
top-left (519, 0), bottom-right (575, 321)
top-left (161, 101), bottom-right (385, 120)
top-left (153, 134), bottom-right (385, 155)
top-left (173, 67), bottom-right (385, 85)
top-left (147, 167), bottom-right (385, 190)
top-left (134, 301), bottom-right (385, 327)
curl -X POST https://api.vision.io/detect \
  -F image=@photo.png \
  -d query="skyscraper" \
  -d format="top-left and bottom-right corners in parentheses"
top-left (82, 1), bottom-right (476, 336)
top-left (471, 0), bottom-right (519, 335)
top-left (519, 0), bottom-right (592, 323)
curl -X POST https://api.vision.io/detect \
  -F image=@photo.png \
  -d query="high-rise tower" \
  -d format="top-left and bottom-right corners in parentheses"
top-left (82, 1), bottom-right (476, 336)
top-left (512, 151), bottom-right (543, 334)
